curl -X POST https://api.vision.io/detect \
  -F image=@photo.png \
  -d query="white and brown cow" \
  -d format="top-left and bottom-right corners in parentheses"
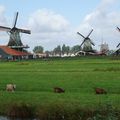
top-left (6, 84), bottom-right (16, 92)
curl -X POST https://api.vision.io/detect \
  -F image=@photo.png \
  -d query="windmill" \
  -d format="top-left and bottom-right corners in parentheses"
top-left (0, 12), bottom-right (31, 51)
top-left (115, 27), bottom-right (120, 55)
top-left (77, 29), bottom-right (95, 52)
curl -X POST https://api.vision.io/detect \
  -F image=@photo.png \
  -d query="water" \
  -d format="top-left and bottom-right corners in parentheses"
top-left (0, 116), bottom-right (37, 120)
top-left (0, 116), bottom-right (9, 120)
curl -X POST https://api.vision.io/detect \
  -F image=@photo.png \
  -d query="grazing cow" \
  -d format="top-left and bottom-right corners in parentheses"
top-left (6, 84), bottom-right (16, 92)
top-left (94, 88), bottom-right (107, 94)
top-left (54, 87), bottom-right (65, 93)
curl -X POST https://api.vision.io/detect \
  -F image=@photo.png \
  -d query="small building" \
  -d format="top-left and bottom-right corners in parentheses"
top-left (33, 53), bottom-right (47, 58)
top-left (0, 46), bottom-right (33, 60)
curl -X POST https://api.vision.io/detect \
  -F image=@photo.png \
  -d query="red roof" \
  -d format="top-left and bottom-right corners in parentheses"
top-left (0, 46), bottom-right (31, 56)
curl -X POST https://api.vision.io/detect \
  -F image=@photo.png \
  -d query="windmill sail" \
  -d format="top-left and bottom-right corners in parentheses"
top-left (0, 26), bottom-right (11, 32)
top-left (17, 28), bottom-right (31, 34)
top-left (13, 12), bottom-right (18, 28)
top-left (117, 27), bottom-right (120, 32)
top-left (116, 27), bottom-right (120, 48)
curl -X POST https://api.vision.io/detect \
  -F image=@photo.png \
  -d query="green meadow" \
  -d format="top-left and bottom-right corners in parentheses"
top-left (0, 57), bottom-right (120, 117)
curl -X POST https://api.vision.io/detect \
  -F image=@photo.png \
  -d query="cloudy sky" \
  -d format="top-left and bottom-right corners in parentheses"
top-left (0, 0), bottom-right (120, 52)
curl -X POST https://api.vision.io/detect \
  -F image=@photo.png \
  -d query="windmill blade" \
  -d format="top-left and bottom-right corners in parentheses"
top-left (13, 12), bottom-right (19, 28)
top-left (117, 43), bottom-right (120, 48)
top-left (77, 32), bottom-right (86, 39)
top-left (80, 39), bottom-right (86, 47)
top-left (87, 29), bottom-right (93, 38)
top-left (89, 39), bottom-right (95, 46)
top-left (117, 27), bottom-right (120, 32)
top-left (17, 28), bottom-right (31, 34)
top-left (0, 26), bottom-right (11, 32)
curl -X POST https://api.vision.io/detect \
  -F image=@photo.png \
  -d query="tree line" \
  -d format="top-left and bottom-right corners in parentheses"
top-left (33, 44), bottom-right (82, 55)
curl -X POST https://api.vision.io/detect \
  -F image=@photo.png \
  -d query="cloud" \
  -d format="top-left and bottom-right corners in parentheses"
top-left (0, 5), bottom-right (9, 45)
top-left (76, 0), bottom-right (120, 50)
top-left (0, 5), bottom-right (6, 25)
top-left (27, 0), bottom-right (120, 51)
top-left (27, 9), bottom-right (72, 51)
top-left (98, 0), bottom-right (116, 10)
top-left (28, 9), bottom-right (70, 33)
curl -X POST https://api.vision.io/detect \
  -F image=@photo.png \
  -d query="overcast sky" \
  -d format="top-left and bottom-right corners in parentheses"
top-left (0, 0), bottom-right (120, 52)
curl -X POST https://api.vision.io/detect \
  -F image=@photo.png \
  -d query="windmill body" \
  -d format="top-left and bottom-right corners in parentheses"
top-left (0, 12), bottom-right (31, 51)
top-left (82, 38), bottom-right (93, 52)
top-left (8, 29), bottom-right (23, 46)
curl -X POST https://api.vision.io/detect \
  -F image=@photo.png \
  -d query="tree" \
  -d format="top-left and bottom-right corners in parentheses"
top-left (53, 45), bottom-right (61, 56)
top-left (71, 45), bottom-right (81, 54)
top-left (45, 50), bottom-right (52, 57)
top-left (66, 46), bottom-right (70, 55)
top-left (62, 44), bottom-right (66, 54)
top-left (62, 44), bottom-right (70, 55)
top-left (33, 46), bottom-right (44, 53)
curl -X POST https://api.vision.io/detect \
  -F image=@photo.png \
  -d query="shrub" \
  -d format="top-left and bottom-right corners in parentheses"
top-left (7, 103), bottom-right (34, 119)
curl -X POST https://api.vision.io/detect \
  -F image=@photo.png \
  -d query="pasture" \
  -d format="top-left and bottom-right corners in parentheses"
top-left (0, 56), bottom-right (120, 118)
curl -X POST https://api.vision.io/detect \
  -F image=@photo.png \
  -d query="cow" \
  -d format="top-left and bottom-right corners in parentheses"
top-left (6, 84), bottom-right (16, 92)
top-left (54, 87), bottom-right (65, 93)
top-left (94, 88), bottom-right (107, 94)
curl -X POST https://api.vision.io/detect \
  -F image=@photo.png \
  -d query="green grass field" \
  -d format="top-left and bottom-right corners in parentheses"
top-left (0, 56), bottom-right (120, 117)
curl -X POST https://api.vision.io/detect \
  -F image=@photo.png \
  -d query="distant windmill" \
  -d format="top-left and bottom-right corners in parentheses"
top-left (0, 12), bottom-right (31, 51)
top-left (77, 29), bottom-right (95, 52)
top-left (100, 42), bottom-right (109, 53)
top-left (115, 27), bottom-right (120, 55)
top-left (116, 27), bottom-right (120, 48)
top-left (99, 35), bottom-right (109, 54)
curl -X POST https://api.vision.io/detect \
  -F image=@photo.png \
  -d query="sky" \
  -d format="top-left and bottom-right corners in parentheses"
top-left (0, 0), bottom-right (120, 52)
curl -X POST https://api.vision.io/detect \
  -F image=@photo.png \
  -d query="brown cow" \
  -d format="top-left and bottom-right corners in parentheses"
top-left (94, 88), bottom-right (107, 94)
top-left (54, 87), bottom-right (65, 93)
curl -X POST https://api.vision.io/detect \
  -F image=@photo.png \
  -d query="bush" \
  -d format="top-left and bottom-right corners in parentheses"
top-left (7, 103), bottom-right (34, 119)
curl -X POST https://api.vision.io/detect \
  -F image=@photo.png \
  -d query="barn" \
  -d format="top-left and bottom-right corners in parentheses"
top-left (0, 46), bottom-right (33, 60)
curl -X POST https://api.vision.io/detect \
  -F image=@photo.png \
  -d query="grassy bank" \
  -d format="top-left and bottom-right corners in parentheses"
top-left (0, 56), bottom-right (120, 119)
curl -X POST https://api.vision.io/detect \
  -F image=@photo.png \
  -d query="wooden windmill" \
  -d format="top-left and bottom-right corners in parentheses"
top-left (77, 29), bottom-right (95, 52)
top-left (0, 12), bottom-right (31, 51)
